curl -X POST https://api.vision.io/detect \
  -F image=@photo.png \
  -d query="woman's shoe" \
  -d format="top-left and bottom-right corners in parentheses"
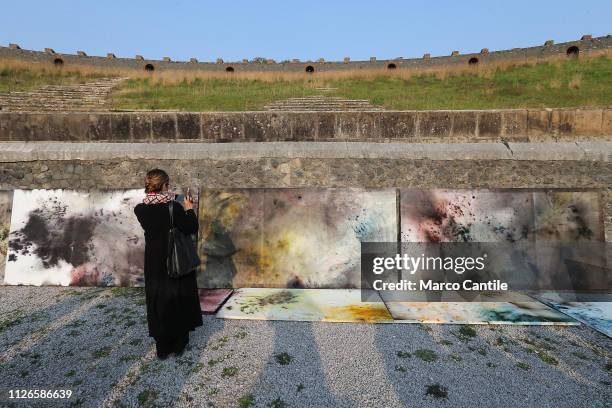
top-left (172, 334), bottom-right (189, 357)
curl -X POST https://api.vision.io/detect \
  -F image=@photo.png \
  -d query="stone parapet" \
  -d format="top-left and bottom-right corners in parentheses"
top-left (1, 35), bottom-right (610, 73)
top-left (1, 109), bottom-right (610, 143)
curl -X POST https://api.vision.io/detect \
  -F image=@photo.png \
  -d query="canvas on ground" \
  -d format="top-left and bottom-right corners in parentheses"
top-left (533, 292), bottom-right (612, 337)
top-left (383, 301), bottom-right (577, 325)
top-left (198, 288), bottom-right (234, 314)
top-left (216, 288), bottom-right (394, 323)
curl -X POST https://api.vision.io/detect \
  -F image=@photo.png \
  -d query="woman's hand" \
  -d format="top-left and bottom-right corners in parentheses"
top-left (183, 196), bottom-right (193, 211)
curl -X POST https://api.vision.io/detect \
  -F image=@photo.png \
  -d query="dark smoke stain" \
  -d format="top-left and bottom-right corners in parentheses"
top-left (417, 192), bottom-right (476, 242)
top-left (566, 204), bottom-right (594, 240)
top-left (287, 275), bottom-right (306, 288)
top-left (9, 206), bottom-right (97, 268)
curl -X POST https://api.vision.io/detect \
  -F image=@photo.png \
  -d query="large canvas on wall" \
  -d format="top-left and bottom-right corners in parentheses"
top-left (4, 189), bottom-right (145, 286)
top-left (533, 191), bottom-right (603, 242)
top-left (400, 189), bottom-right (535, 243)
top-left (399, 189), bottom-right (602, 244)
top-left (197, 188), bottom-right (397, 289)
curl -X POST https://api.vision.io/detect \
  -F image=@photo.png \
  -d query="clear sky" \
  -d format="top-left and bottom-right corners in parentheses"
top-left (1, 0), bottom-right (610, 62)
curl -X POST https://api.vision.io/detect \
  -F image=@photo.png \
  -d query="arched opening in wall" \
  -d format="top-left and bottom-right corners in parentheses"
top-left (387, 63), bottom-right (397, 70)
top-left (53, 58), bottom-right (64, 67)
top-left (144, 64), bottom-right (155, 72)
top-left (305, 65), bottom-right (315, 73)
top-left (468, 57), bottom-right (479, 65)
top-left (225, 66), bottom-right (235, 73)
top-left (566, 46), bottom-right (580, 57)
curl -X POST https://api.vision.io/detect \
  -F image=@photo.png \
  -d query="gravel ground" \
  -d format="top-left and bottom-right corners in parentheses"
top-left (0, 286), bottom-right (610, 408)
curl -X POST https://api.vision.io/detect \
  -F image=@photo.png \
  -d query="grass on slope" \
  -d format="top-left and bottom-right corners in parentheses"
top-left (113, 78), bottom-right (322, 111)
top-left (111, 56), bottom-right (612, 111)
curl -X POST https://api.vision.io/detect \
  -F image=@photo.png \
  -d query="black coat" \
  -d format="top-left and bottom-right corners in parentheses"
top-left (134, 201), bottom-right (203, 340)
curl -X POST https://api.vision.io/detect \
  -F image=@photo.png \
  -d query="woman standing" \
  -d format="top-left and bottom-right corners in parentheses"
top-left (134, 169), bottom-right (203, 359)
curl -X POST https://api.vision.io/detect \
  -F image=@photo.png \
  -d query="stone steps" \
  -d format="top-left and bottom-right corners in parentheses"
top-left (0, 77), bottom-right (127, 112)
top-left (264, 96), bottom-right (385, 111)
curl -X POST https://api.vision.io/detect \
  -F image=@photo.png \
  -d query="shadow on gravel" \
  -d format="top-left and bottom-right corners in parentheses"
top-left (105, 308), bottom-right (225, 407)
top-left (247, 320), bottom-right (354, 408)
top-left (0, 287), bottom-right (151, 407)
top-left (0, 287), bottom-right (104, 364)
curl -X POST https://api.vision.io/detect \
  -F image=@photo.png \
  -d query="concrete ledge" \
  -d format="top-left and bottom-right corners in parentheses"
top-left (1, 109), bottom-right (611, 143)
top-left (0, 142), bottom-right (608, 162)
top-left (508, 142), bottom-right (585, 160)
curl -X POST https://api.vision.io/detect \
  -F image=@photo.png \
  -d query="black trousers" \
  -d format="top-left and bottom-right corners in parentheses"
top-left (155, 331), bottom-right (188, 356)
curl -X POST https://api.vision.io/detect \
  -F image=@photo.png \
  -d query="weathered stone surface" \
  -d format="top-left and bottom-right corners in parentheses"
top-left (478, 111), bottom-right (502, 139)
top-left (317, 113), bottom-right (336, 139)
top-left (132, 114), bottom-right (151, 141)
top-left (574, 108), bottom-right (603, 136)
top-left (577, 141), bottom-right (612, 161)
top-left (508, 142), bottom-right (585, 161)
top-left (201, 113), bottom-right (243, 141)
top-left (527, 109), bottom-right (551, 138)
top-left (151, 113), bottom-right (177, 141)
top-left (0, 141), bottom-right (605, 162)
top-left (243, 112), bottom-right (273, 141)
top-left (87, 114), bottom-right (111, 141)
top-left (177, 113), bottom-right (201, 140)
top-left (451, 111), bottom-right (476, 138)
top-left (419, 111), bottom-right (451, 138)
top-left (48, 113), bottom-right (88, 141)
top-left (603, 108), bottom-right (612, 135)
top-left (379, 112), bottom-right (416, 139)
top-left (288, 113), bottom-right (316, 141)
top-left (0, 158), bottom-right (608, 191)
top-left (4, 113), bottom-right (48, 141)
top-left (110, 114), bottom-right (131, 141)
top-left (335, 112), bottom-right (359, 139)
top-left (0, 109), bottom-right (610, 143)
top-left (501, 110), bottom-right (528, 141)
top-left (551, 109), bottom-right (575, 137)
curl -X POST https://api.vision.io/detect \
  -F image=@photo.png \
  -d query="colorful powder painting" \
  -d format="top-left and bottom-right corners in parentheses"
top-left (382, 301), bottom-right (577, 325)
top-left (0, 191), bottom-right (14, 284)
top-left (198, 289), bottom-right (233, 314)
top-left (198, 188), bottom-right (396, 289)
top-left (216, 288), bottom-right (394, 323)
top-left (400, 189), bottom-right (534, 243)
top-left (534, 292), bottom-right (612, 338)
top-left (532, 191), bottom-right (605, 292)
top-left (4, 189), bottom-right (145, 286)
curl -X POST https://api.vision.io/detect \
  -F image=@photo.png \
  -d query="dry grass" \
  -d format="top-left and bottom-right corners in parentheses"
top-left (1, 49), bottom-right (610, 88)
top-left (568, 74), bottom-right (582, 89)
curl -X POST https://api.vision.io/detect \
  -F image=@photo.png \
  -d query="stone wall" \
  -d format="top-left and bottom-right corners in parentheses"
top-left (1, 108), bottom-right (611, 143)
top-left (1, 35), bottom-right (610, 73)
top-left (0, 142), bottom-right (610, 241)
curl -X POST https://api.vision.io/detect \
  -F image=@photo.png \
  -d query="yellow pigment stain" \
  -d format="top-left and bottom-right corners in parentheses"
top-left (259, 234), bottom-right (294, 271)
top-left (326, 305), bottom-right (393, 323)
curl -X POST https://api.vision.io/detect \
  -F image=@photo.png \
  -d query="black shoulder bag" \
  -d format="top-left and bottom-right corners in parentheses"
top-left (167, 201), bottom-right (201, 278)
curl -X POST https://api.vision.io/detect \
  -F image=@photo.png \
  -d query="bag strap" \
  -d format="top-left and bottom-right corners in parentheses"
top-left (168, 200), bottom-right (174, 229)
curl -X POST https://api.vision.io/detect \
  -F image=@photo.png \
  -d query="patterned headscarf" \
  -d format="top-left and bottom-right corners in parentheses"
top-left (143, 191), bottom-right (173, 205)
